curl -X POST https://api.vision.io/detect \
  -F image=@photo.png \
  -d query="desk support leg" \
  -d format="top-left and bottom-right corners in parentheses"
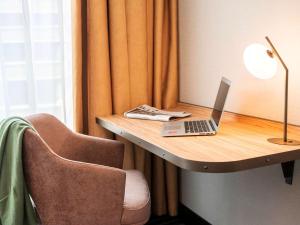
top-left (281, 161), bottom-right (295, 185)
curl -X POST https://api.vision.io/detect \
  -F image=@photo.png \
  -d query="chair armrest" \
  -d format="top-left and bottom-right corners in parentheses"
top-left (60, 133), bottom-right (124, 168)
top-left (23, 130), bottom-right (126, 225)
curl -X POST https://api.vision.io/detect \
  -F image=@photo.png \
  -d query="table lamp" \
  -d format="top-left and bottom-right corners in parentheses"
top-left (243, 36), bottom-right (300, 145)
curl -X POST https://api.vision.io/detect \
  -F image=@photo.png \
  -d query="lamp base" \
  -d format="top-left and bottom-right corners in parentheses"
top-left (268, 138), bottom-right (300, 146)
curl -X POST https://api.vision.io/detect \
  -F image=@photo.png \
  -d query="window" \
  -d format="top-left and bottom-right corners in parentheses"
top-left (0, 0), bottom-right (73, 126)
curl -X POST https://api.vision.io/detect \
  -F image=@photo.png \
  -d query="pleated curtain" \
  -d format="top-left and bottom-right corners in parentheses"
top-left (72, 0), bottom-right (179, 216)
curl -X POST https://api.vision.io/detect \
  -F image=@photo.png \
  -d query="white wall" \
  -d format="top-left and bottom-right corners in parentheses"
top-left (179, 1), bottom-right (300, 225)
top-left (179, 0), bottom-right (300, 124)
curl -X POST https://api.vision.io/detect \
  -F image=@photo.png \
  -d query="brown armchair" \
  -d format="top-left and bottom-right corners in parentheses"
top-left (22, 114), bottom-right (150, 225)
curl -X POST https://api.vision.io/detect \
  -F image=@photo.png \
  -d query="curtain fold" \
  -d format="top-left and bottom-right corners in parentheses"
top-left (72, 0), bottom-right (179, 216)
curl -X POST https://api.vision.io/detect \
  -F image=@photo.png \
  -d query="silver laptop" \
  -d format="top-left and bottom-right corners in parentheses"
top-left (161, 77), bottom-right (231, 137)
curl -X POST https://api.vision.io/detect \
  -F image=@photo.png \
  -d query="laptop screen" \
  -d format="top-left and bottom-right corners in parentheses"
top-left (211, 77), bottom-right (231, 127)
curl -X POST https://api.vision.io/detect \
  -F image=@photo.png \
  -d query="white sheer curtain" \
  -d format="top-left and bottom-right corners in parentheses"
top-left (0, 0), bottom-right (73, 127)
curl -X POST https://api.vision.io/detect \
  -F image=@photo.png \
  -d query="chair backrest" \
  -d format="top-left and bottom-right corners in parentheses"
top-left (22, 114), bottom-right (126, 225)
top-left (25, 113), bottom-right (72, 155)
top-left (22, 127), bottom-right (64, 225)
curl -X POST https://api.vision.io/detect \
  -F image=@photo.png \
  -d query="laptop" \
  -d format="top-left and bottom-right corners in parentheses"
top-left (161, 77), bottom-right (231, 137)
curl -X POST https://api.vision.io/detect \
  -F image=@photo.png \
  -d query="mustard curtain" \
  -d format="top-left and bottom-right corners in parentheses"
top-left (72, 0), bottom-right (179, 216)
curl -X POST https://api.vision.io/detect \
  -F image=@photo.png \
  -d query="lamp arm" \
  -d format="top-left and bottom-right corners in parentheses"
top-left (265, 36), bottom-right (288, 70)
top-left (265, 36), bottom-right (288, 142)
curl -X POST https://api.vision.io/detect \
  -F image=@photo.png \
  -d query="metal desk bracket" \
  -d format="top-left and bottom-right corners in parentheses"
top-left (281, 161), bottom-right (295, 185)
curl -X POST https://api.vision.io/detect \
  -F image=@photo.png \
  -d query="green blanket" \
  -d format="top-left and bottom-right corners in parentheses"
top-left (0, 117), bottom-right (39, 225)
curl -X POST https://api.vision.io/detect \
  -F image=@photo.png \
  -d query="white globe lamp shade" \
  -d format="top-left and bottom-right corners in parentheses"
top-left (243, 43), bottom-right (278, 79)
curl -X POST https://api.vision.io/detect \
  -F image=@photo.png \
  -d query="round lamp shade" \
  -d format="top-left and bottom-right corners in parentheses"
top-left (243, 43), bottom-right (277, 79)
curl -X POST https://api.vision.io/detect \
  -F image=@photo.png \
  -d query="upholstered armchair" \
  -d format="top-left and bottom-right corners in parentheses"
top-left (22, 114), bottom-right (150, 225)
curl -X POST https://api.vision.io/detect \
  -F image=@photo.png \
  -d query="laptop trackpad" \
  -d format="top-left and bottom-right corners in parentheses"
top-left (164, 124), bottom-right (182, 130)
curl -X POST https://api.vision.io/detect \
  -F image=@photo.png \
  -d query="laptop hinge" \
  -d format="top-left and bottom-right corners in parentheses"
top-left (209, 119), bottom-right (218, 132)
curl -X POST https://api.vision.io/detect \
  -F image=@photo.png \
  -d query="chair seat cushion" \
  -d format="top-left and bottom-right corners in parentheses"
top-left (121, 170), bottom-right (151, 225)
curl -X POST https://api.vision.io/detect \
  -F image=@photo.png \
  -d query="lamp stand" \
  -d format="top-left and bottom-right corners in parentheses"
top-left (267, 138), bottom-right (300, 146)
top-left (265, 36), bottom-right (300, 145)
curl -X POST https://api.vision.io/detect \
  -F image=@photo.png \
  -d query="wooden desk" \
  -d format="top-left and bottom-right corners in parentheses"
top-left (96, 103), bottom-right (300, 180)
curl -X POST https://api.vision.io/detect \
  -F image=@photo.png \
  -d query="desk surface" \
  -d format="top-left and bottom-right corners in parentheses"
top-left (96, 103), bottom-right (300, 173)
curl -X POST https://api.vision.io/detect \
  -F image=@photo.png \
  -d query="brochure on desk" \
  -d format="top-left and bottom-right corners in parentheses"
top-left (124, 104), bottom-right (191, 122)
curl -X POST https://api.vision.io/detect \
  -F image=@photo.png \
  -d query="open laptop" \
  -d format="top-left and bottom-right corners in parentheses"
top-left (161, 77), bottom-right (231, 137)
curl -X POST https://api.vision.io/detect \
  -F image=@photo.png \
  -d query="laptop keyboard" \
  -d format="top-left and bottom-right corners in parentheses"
top-left (184, 120), bottom-right (210, 133)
